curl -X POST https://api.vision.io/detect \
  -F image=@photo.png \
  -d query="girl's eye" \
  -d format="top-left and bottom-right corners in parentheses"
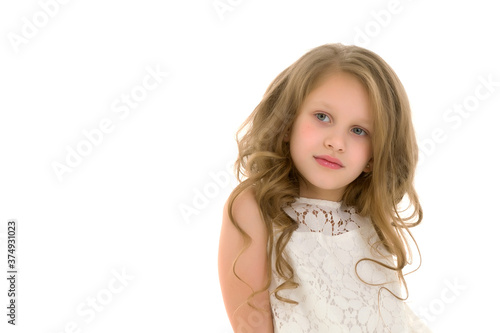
top-left (352, 127), bottom-right (367, 136)
top-left (315, 113), bottom-right (330, 122)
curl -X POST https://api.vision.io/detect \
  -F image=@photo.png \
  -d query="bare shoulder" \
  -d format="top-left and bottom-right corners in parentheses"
top-left (218, 186), bottom-right (273, 332)
top-left (223, 186), bottom-right (267, 237)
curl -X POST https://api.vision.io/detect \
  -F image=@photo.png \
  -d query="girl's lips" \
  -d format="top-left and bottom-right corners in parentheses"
top-left (314, 156), bottom-right (344, 169)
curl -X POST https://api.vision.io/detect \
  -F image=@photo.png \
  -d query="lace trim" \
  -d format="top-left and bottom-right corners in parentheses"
top-left (282, 197), bottom-right (371, 236)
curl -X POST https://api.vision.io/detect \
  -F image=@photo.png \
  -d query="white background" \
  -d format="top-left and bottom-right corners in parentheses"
top-left (1, 0), bottom-right (498, 332)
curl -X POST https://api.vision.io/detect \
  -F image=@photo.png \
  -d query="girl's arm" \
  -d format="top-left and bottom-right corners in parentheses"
top-left (218, 188), bottom-right (274, 333)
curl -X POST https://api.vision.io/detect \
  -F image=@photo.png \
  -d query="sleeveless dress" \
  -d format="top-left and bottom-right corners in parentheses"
top-left (269, 197), bottom-right (431, 333)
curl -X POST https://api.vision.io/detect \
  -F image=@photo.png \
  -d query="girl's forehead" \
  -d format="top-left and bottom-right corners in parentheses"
top-left (302, 73), bottom-right (373, 119)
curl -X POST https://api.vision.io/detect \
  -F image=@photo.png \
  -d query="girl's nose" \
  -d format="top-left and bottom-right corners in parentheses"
top-left (325, 131), bottom-right (345, 152)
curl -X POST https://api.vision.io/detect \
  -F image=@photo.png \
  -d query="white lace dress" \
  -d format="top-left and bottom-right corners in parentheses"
top-left (269, 197), bottom-right (431, 333)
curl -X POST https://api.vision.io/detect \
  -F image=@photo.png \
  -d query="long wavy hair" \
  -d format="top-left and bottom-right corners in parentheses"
top-left (227, 43), bottom-right (422, 308)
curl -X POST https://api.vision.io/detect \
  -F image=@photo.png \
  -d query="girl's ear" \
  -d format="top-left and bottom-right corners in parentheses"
top-left (363, 157), bottom-right (373, 173)
top-left (283, 130), bottom-right (290, 142)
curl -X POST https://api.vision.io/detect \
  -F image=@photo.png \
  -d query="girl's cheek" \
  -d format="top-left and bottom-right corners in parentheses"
top-left (300, 121), bottom-right (317, 137)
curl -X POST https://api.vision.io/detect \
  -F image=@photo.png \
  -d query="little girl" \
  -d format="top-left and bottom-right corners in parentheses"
top-left (218, 43), bottom-right (431, 332)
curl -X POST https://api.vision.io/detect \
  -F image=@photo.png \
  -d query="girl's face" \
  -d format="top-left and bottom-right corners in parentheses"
top-left (288, 71), bottom-right (373, 202)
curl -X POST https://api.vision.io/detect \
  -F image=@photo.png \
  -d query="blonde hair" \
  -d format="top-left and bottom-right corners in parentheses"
top-left (227, 43), bottom-right (422, 307)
